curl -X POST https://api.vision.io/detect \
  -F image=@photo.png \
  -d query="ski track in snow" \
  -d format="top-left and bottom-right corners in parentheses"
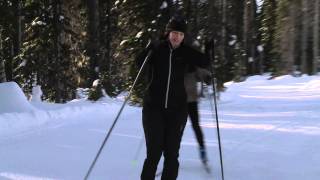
top-left (0, 75), bottom-right (320, 180)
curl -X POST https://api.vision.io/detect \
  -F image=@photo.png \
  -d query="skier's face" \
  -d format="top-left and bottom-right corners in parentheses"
top-left (169, 31), bottom-right (184, 48)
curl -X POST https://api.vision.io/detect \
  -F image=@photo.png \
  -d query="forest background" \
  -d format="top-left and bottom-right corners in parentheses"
top-left (1, 0), bottom-right (319, 103)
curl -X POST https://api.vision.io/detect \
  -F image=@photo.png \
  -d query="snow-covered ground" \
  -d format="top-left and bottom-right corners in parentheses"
top-left (0, 74), bottom-right (319, 180)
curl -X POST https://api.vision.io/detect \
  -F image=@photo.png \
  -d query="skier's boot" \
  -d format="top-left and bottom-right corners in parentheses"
top-left (199, 147), bottom-right (208, 164)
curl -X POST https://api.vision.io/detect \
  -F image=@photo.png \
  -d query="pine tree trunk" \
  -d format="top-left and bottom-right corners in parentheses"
top-left (53, 0), bottom-right (62, 102)
top-left (14, 0), bottom-right (23, 81)
top-left (0, 61), bottom-right (5, 83)
top-left (98, 0), bottom-right (112, 95)
top-left (98, 0), bottom-right (111, 75)
top-left (286, 1), bottom-right (300, 74)
top-left (206, 0), bottom-right (218, 75)
top-left (244, 0), bottom-right (257, 74)
top-left (87, 0), bottom-right (100, 86)
top-left (301, 0), bottom-right (308, 74)
top-left (250, 0), bottom-right (257, 74)
top-left (207, 0), bottom-right (216, 39)
top-left (13, 0), bottom-right (22, 56)
top-left (313, 0), bottom-right (320, 74)
top-left (221, 0), bottom-right (227, 64)
top-left (0, 31), bottom-right (6, 82)
top-left (287, 3), bottom-right (296, 74)
top-left (277, 1), bottom-right (291, 75)
top-left (243, 0), bottom-right (250, 75)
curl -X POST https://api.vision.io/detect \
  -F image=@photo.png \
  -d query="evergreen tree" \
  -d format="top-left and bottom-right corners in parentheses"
top-left (17, 0), bottom-right (79, 102)
top-left (114, 0), bottom-right (166, 104)
top-left (260, 0), bottom-right (278, 73)
top-left (273, 0), bottom-right (303, 75)
top-left (0, 0), bottom-right (15, 82)
top-left (201, 0), bottom-right (225, 91)
top-left (98, 0), bottom-right (115, 96)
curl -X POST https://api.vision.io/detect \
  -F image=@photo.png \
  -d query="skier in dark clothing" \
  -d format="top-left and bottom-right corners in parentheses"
top-left (136, 15), bottom-right (209, 180)
top-left (184, 66), bottom-right (211, 164)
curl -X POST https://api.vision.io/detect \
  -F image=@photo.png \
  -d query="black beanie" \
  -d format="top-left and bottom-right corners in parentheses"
top-left (165, 16), bottom-right (187, 33)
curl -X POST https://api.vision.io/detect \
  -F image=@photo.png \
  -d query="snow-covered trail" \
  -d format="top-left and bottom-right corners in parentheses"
top-left (207, 75), bottom-right (320, 180)
top-left (0, 75), bottom-right (320, 180)
top-left (0, 101), bottom-right (144, 180)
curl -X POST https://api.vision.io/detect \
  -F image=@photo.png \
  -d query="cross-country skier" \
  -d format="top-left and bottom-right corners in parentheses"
top-left (135, 15), bottom-right (209, 180)
top-left (184, 66), bottom-right (211, 164)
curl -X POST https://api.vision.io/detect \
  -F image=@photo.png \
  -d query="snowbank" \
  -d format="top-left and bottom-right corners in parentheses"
top-left (0, 82), bottom-right (36, 113)
top-left (0, 82), bottom-right (123, 137)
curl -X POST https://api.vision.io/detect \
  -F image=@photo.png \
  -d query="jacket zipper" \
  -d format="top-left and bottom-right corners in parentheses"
top-left (165, 49), bottom-right (173, 108)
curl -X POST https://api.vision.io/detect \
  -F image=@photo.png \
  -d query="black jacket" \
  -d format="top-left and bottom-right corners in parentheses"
top-left (136, 40), bottom-right (209, 109)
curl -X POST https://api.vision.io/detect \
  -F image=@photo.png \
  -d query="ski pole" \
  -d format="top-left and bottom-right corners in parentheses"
top-left (84, 50), bottom-right (153, 180)
top-left (207, 39), bottom-right (225, 180)
top-left (209, 77), bottom-right (225, 180)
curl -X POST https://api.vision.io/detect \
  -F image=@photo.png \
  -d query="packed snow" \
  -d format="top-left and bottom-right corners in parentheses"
top-left (0, 74), bottom-right (319, 180)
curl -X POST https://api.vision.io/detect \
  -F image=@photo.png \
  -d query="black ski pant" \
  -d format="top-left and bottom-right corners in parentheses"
top-left (187, 101), bottom-right (205, 149)
top-left (141, 105), bottom-right (187, 180)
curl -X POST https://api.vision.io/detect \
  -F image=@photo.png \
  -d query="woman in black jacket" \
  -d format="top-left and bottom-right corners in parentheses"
top-left (136, 16), bottom-right (209, 180)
